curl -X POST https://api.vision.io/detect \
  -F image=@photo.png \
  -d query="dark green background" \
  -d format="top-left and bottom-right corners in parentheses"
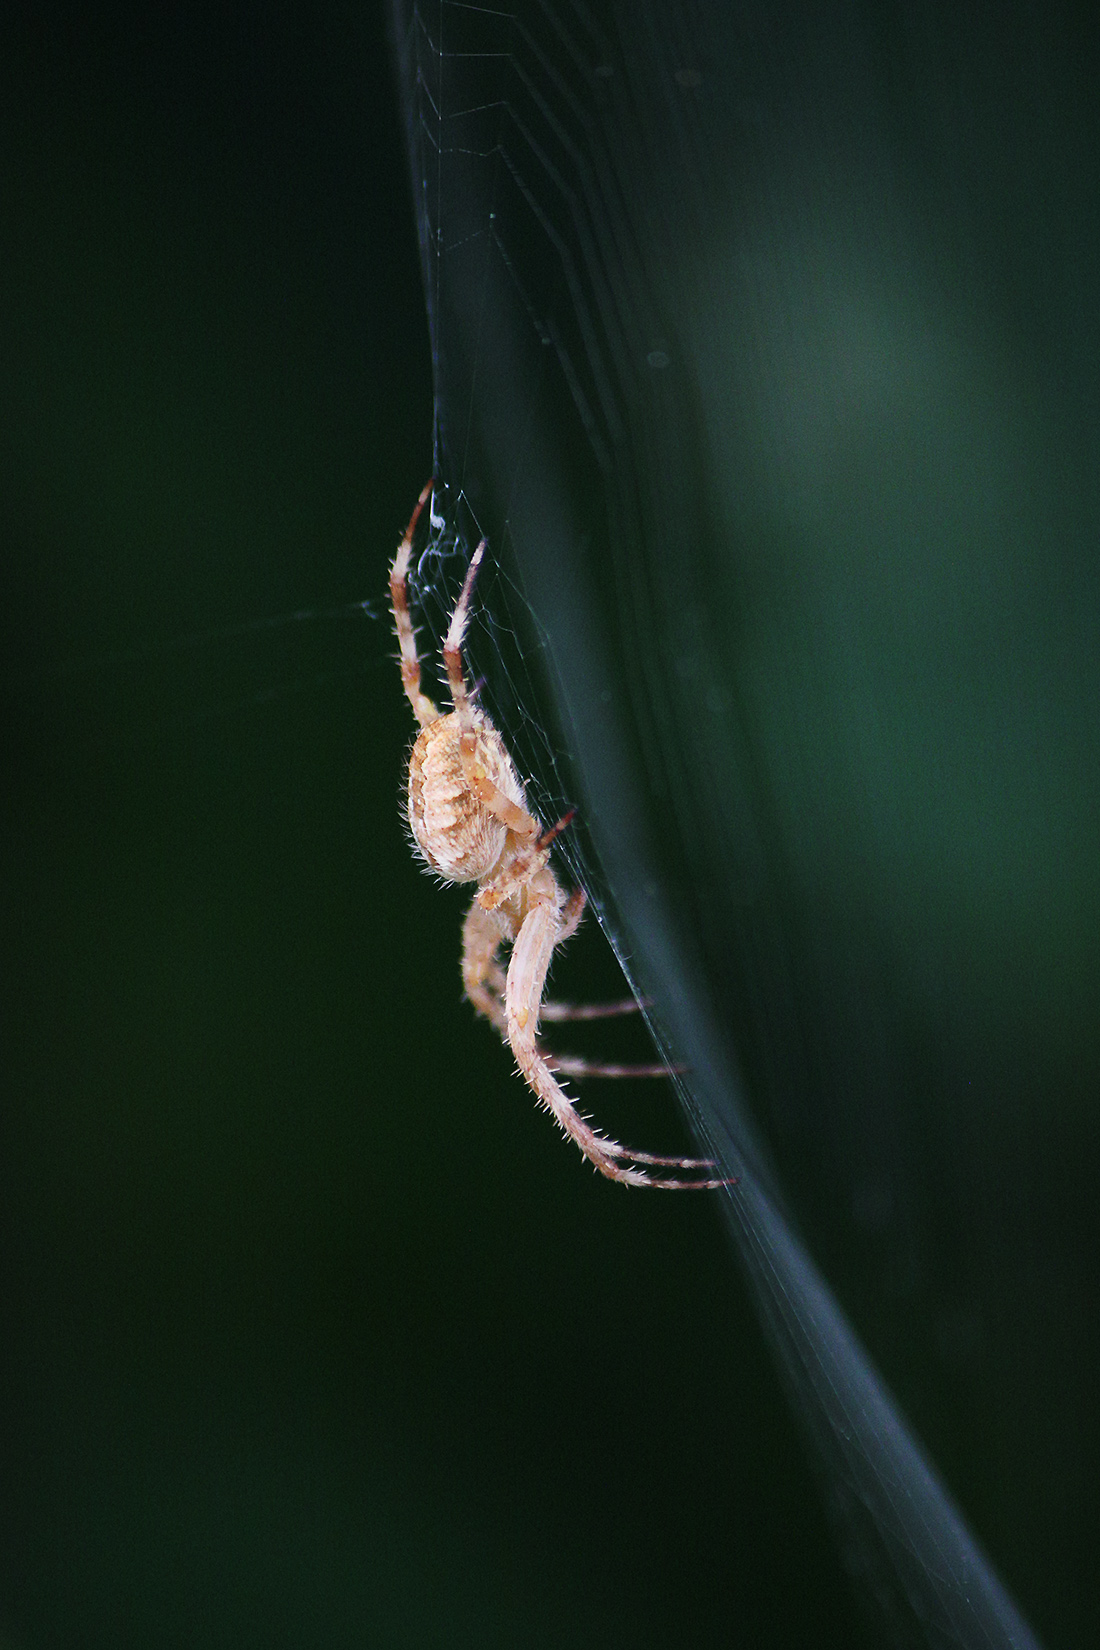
top-left (1, 5), bottom-right (866, 1644)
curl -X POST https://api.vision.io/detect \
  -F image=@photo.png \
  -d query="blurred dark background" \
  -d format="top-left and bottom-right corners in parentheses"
top-left (0, 3), bottom-right (872, 1645)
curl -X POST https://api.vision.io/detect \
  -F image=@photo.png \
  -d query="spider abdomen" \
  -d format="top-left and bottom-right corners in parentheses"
top-left (407, 711), bottom-right (527, 884)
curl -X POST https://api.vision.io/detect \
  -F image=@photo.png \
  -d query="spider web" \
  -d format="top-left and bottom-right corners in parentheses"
top-left (389, 1), bottom-right (1100, 1645)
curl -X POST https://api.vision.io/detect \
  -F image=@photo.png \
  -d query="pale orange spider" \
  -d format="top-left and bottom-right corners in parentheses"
top-left (389, 482), bottom-right (729, 1188)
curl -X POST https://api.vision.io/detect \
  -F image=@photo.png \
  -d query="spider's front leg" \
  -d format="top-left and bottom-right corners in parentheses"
top-left (439, 542), bottom-right (545, 840)
top-left (389, 481), bottom-right (439, 729)
top-left (441, 539), bottom-right (486, 727)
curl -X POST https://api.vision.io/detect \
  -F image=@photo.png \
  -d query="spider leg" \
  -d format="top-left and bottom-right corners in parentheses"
top-left (465, 890), bottom-right (641, 1046)
top-left (547, 1053), bottom-right (684, 1080)
top-left (465, 887), bottom-right (643, 1052)
top-left (556, 886), bottom-right (585, 944)
top-left (476, 829), bottom-right (552, 912)
top-left (506, 896), bottom-right (731, 1189)
top-left (439, 542), bottom-right (545, 840)
top-left (532, 889), bottom-right (593, 1023)
top-left (535, 809), bottom-right (576, 850)
top-left (540, 997), bottom-right (645, 1023)
top-left (542, 1052), bottom-right (711, 1171)
top-left (441, 539), bottom-right (487, 729)
top-left (537, 890), bottom-right (654, 1022)
top-left (389, 481), bottom-right (439, 728)
top-left (462, 896), bottom-right (508, 1034)
top-left (599, 1144), bottom-right (723, 1169)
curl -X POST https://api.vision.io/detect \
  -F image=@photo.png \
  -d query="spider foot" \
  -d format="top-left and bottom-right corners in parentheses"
top-left (581, 1124), bottom-right (737, 1189)
top-left (606, 1143), bottom-right (723, 1170)
top-left (641, 1174), bottom-right (737, 1190)
top-left (596, 1155), bottom-right (738, 1191)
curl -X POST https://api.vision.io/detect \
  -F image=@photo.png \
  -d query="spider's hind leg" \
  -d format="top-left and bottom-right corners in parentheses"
top-left (507, 896), bottom-right (732, 1189)
top-left (539, 887), bottom-right (651, 1026)
top-left (462, 895), bottom-right (508, 1035)
top-left (540, 888), bottom-right (681, 1071)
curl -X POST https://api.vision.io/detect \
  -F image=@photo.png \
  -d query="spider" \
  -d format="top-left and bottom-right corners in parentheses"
top-left (389, 481), bottom-right (729, 1188)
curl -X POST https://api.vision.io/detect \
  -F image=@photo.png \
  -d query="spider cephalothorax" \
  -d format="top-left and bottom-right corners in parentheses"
top-left (389, 482), bottom-right (727, 1188)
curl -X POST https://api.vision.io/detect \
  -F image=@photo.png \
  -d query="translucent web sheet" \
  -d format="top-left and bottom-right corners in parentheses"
top-left (390, 1), bottom-right (1097, 1643)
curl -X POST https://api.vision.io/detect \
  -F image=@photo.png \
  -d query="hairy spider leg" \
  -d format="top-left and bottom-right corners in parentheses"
top-left (439, 538), bottom-right (484, 726)
top-left (466, 852), bottom-right (694, 1080)
top-left (441, 541), bottom-right (541, 839)
top-left (556, 886), bottom-right (586, 946)
top-left (464, 883), bottom-right (639, 1030)
top-left (539, 889), bottom-right (680, 1057)
top-left (540, 997), bottom-right (644, 1022)
top-left (463, 893), bottom-right (707, 1150)
top-left (462, 886), bottom-right (609, 1023)
top-left (389, 480), bottom-right (439, 729)
top-left (547, 1053), bottom-right (680, 1080)
top-left (536, 808), bottom-right (576, 850)
top-left (505, 891), bottom-right (732, 1188)
top-left (462, 897), bottom-right (508, 1034)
